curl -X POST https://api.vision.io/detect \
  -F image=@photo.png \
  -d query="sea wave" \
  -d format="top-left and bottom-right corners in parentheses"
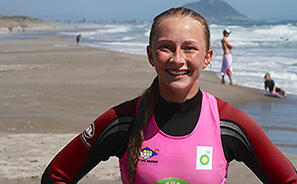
top-left (58, 22), bottom-right (297, 95)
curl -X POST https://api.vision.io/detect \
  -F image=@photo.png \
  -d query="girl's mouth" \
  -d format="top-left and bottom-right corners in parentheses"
top-left (166, 69), bottom-right (189, 76)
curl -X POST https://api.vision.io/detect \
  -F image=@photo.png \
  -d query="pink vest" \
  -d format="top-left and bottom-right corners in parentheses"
top-left (120, 91), bottom-right (229, 184)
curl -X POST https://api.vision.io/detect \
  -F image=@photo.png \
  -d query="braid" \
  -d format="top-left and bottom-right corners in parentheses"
top-left (128, 77), bottom-right (159, 183)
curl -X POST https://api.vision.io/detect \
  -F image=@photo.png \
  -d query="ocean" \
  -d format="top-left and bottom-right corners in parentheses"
top-left (59, 22), bottom-right (297, 155)
top-left (59, 23), bottom-right (297, 96)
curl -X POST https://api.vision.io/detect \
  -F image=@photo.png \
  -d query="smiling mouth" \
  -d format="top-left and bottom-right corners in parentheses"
top-left (166, 69), bottom-right (189, 76)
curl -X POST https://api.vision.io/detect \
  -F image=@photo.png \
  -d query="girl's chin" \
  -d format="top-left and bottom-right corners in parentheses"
top-left (167, 81), bottom-right (196, 91)
top-left (159, 76), bottom-right (199, 91)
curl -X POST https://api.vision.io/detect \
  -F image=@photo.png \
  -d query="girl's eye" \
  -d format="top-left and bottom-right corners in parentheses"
top-left (159, 45), bottom-right (173, 52)
top-left (185, 46), bottom-right (196, 51)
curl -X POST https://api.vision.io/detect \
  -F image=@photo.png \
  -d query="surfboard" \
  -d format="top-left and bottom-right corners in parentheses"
top-left (264, 93), bottom-right (285, 98)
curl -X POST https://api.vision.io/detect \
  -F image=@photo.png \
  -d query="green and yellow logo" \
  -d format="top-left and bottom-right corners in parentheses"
top-left (154, 177), bottom-right (190, 184)
top-left (200, 154), bottom-right (209, 165)
top-left (196, 146), bottom-right (213, 170)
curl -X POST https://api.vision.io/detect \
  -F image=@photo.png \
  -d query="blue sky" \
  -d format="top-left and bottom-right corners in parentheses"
top-left (1, 0), bottom-right (297, 22)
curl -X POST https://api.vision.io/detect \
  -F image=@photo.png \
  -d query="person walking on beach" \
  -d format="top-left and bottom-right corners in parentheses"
top-left (221, 29), bottom-right (236, 85)
top-left (76, 34), bottom-right (81, 45)
top-left (41, 7), bottom-right (296, 184)
top-left (264, 73), bottom-right (287, 97)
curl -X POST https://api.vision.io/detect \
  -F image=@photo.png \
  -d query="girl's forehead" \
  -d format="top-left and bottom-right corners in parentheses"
top-left (157, 17), bottom-right (203, 32)
top-left (155, 18), bottom-right (204, 37)
top-left (158, 16), bottom-right (200, 26)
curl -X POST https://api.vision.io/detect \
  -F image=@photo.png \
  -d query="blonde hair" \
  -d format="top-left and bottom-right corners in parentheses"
top-left (149, 7), bottom-right (211, 52)
top-left (128, 7), bottom-right (210, 183)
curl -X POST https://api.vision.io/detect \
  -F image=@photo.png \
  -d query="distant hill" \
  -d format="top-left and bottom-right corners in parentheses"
top-left (184, 0), bottom-right (265, 24)
top-left (0, 15), bottom-right (52, 28)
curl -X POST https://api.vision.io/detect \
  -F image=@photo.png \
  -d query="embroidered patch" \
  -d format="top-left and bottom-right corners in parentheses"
top-left (140, 147), bottom-right (158, 159)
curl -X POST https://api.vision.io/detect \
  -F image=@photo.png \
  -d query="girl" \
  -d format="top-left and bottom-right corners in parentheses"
top-left (264, 73), bottom-right (287, 97)
top-left (42, 7), bottom-right (296, 184)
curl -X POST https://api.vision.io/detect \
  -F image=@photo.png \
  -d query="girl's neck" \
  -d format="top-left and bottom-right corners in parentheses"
top-left (159, 83), bottom-right (200, 103)
top-left (154, 89), bottom-right (202, 136)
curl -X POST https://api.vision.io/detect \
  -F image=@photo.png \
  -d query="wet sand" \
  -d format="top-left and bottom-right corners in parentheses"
top-left (0, 30), bottom-right (296, 183)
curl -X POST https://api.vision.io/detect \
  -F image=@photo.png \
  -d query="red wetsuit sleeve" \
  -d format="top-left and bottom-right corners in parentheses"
top-left (41, 98), bottom-right (138, 184)
top-left (217, 98), bottom-right (297, 183)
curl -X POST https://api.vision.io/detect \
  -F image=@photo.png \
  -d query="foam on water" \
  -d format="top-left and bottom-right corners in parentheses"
top-left (59, 22), bottom-right (297, 95)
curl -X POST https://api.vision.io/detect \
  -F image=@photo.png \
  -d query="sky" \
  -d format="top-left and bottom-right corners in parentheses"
top-left (1, 0), bottom-right (297, 22)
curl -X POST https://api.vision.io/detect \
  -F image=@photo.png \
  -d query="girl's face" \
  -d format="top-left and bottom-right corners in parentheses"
top-left (265, 74), bottom-right (271, 80)
top-left (147, 17), bottom-right (212, 102)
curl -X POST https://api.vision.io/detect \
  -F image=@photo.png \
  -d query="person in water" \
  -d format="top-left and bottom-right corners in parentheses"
top-left (41, 7), bottom-right (296, 184)
top-left (76, 34), bottom-right (81, 45)
top-left (264, 73), bottom-right (287, 97)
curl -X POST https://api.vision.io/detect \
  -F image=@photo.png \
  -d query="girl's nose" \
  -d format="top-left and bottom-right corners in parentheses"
top-left (171, 49), bottom-right (184, 65)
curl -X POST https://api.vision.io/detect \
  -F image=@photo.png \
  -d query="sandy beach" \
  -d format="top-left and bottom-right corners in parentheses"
top-left (0, 30), bottom-right (296, 183)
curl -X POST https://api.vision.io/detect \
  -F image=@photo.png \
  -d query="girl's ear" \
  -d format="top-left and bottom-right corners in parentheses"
top-left (203, 49), bottom-right (213, 69)
top-left (147, 45), bottom-right (154, 67)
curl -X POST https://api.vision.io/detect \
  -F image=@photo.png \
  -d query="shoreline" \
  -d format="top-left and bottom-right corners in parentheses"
top-left (0, 29), bottom-right (296, 183)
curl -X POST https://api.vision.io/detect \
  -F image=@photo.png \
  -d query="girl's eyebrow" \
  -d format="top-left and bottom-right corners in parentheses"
top-left (157, 38), bottom-right (174, 43)
top-left (184, 39), bottom-right (200, 44)
top-left (157, 39), bottom-right (199, 44)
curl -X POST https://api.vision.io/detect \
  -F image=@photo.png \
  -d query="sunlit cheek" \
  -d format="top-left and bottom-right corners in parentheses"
top-left (187, 53), bottom-right (204, 69)
top-left (156, 51), bottom-right (171, 64)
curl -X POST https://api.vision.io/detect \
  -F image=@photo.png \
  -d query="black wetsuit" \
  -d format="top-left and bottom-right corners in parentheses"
top-left (265, 79), bottom-right (281, 93)
top-left (41, 90), bottom-right (297, 183)
top-left (76, 35), bottom-right (81, 43)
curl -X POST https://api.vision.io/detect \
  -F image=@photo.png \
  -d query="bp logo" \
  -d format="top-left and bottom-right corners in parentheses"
top-left (196, 146), bottom-right (213, 170)
top-left (200, 154), bottom-right (209, 165)
top-left (154, 177), bottom-right (190, 184)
